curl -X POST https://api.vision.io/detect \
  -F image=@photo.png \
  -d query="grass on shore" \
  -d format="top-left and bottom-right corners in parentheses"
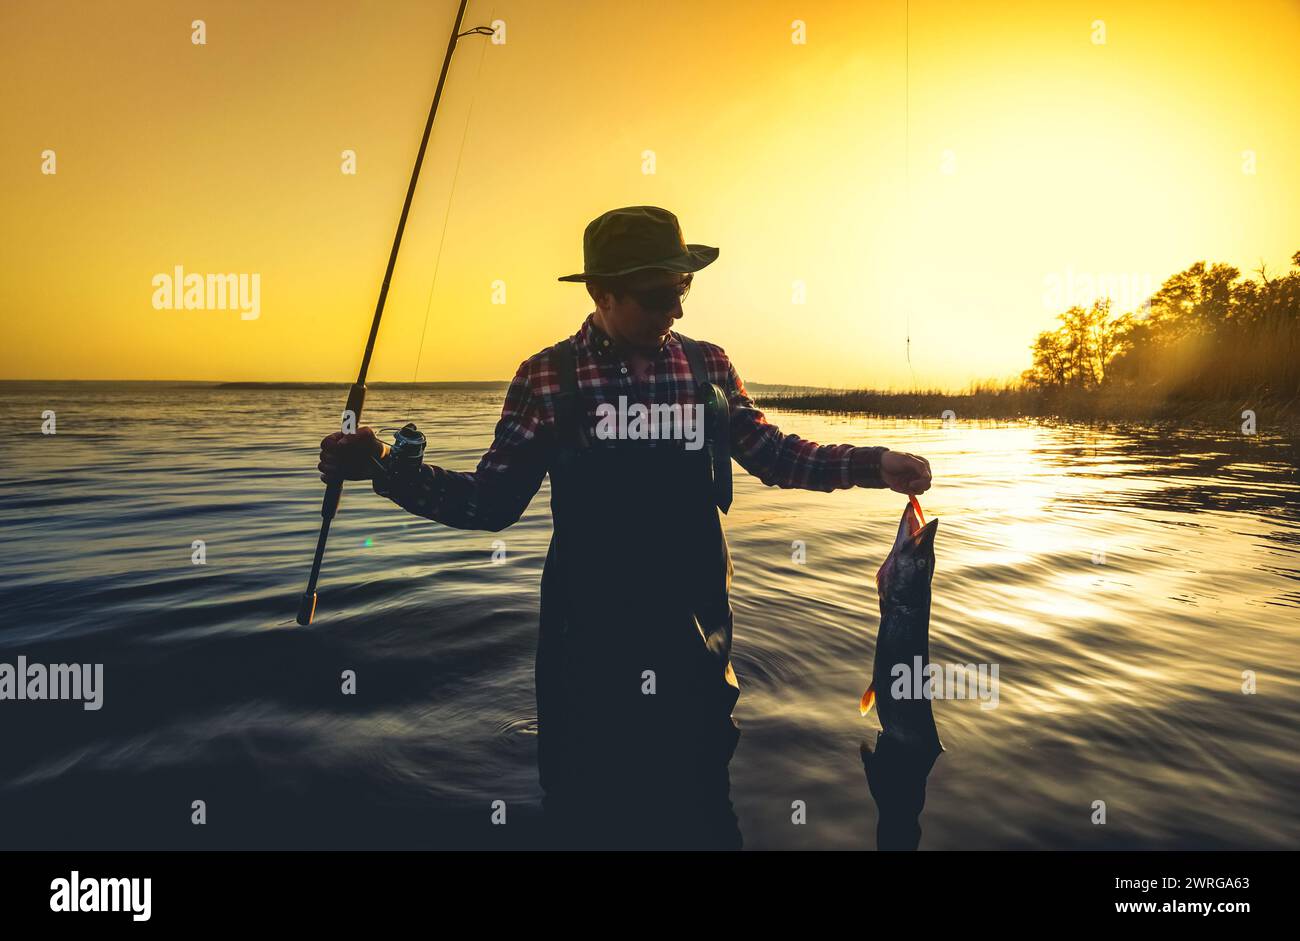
top-left (755, 383), bottom-right (1298, 431)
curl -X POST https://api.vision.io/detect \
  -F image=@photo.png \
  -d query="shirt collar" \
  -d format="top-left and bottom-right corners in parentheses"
top-left (579, 312), bottom-right (679, 360)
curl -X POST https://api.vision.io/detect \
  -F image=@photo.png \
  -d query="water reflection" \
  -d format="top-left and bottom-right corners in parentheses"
top-left (861, 733), bottom-right (942, 851)
top-left (0, 385), bottom-right (1297, 849)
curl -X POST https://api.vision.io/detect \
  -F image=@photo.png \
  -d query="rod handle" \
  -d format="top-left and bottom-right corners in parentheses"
top-left (319, 382), bottom-right (368, 520)
top-left (298, 381), bottom-right (368, 625)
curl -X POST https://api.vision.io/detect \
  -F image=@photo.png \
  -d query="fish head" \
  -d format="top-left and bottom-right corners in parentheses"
top-left (876, 499), bottom-right (938, 599)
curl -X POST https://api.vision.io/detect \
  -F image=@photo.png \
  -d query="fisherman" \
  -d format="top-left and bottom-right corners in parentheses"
top-left (317, 206), bottom-right (932, 849)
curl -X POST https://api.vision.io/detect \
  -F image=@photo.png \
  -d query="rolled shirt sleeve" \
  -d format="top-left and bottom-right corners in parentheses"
top-left (721, 357), bottom-right (889, 490)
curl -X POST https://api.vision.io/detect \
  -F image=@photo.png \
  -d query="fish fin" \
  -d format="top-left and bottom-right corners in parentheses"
top-left (859, 683), bottom-right (876, 716)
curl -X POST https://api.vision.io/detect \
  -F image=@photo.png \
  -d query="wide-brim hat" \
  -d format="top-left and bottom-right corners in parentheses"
top-left (557, 205), bottom-right (719, 282)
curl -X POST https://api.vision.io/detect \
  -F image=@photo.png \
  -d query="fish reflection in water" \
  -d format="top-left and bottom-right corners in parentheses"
top-left (861, 734), bottom-right (942, 851)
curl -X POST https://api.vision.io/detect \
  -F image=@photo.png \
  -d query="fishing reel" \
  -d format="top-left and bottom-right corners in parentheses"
top-left (371, 422), bottom-right (427, 486)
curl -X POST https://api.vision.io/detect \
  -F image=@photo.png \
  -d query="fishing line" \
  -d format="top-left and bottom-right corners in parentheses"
top-left (403, 10), bottom-right (495, 424)
top-left (904, 0), bottom-right (916, 392)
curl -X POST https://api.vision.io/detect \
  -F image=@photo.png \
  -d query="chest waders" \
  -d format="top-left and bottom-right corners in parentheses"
top-left (536, 334), bottom-right (743, 848)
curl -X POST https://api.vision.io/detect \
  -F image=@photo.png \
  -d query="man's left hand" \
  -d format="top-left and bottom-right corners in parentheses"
top-left (880, 450), bottom-right (932, 495)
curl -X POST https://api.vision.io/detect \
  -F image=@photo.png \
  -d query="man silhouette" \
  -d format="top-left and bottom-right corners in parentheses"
top-left (318, 206), bottom-right (932, 849)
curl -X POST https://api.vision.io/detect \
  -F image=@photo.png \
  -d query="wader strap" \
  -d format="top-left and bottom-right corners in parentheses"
top-left (550, 338), bottom-right (589, 449)
top-left (676, 333), bottom-right (733, 515)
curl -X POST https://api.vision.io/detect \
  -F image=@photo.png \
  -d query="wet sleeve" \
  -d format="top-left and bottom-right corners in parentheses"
top-left (372, 361), bottom-right (551, 531)
top-left (722, 357), bottom-right (889, 491)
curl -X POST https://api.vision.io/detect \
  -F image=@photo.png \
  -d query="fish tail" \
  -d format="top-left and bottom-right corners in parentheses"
top-left (859, 682), bottom-right (876, 716)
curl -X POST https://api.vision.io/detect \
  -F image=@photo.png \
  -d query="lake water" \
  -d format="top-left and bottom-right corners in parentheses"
top-left (1, 382), bottom-right (1297, 849)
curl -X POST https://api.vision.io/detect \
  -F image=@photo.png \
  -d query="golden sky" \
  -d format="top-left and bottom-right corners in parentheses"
top-left (2, 0), bottom-right (1297, 388)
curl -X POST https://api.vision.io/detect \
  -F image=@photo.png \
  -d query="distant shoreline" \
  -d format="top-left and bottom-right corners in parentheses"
top-left (213, 380), bottom-right (510, 390)
top-left (754, 387), bottom-right (1300, 433)
top-left (0, 378), bottom-right (830, 395)
top-left (5, 379), bottom-right (1296, 436)
top-left (5, 380), bottom-right (1293, 432)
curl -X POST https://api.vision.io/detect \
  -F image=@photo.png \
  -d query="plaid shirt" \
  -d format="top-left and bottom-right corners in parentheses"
top-left (373, 312), bottom-right (888, 530)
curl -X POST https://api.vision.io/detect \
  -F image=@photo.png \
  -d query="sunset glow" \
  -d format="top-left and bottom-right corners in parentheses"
top-left (3, 0), bottom-right (1296, 388)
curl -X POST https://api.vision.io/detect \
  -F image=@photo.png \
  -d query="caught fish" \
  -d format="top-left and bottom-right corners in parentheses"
top-left (860, 495), bottom-right (943, 850)
top-left (863, 496), bottom-right (946, 753)
top-left (860, 494), bottom-right (943, 756)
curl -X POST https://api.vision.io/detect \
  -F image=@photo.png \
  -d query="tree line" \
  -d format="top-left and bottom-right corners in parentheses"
top-left (1022, 252), bottom-right (1300, 404)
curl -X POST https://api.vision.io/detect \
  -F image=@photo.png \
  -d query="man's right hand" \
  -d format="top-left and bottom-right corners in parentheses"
top-left (318, 427), bottom-right (387, 483)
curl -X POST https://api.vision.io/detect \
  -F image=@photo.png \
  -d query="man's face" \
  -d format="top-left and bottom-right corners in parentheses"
top-left (590, 270), bottom-right (692, 351)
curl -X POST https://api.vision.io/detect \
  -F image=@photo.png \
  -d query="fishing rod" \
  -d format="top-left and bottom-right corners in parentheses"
top-left (296, 1), bottom-right (493, 626)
